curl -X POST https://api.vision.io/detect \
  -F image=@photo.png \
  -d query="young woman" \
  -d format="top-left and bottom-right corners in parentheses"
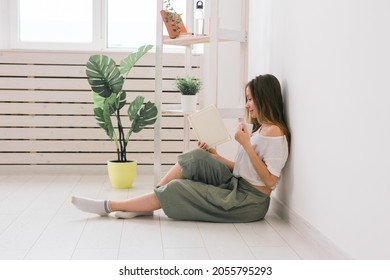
top-left (72, 74), bottom-right (291, 223)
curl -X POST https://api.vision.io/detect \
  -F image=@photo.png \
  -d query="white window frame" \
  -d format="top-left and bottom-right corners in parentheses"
top-left (8, 0), bottom-right (169, 51)
top-left (7, 0), bottom-right (191, 52)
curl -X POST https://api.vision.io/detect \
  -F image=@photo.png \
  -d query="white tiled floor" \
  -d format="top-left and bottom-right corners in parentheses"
top-left (0, 167), bottom-right (330, 260)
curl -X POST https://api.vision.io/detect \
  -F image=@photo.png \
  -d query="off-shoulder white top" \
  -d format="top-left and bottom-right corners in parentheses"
top-left (233, 131), bottom-right (289, 190)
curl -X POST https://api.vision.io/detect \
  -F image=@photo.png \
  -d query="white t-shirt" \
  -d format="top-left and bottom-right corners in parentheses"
top-left (232, 131), bottom-right (289, 189)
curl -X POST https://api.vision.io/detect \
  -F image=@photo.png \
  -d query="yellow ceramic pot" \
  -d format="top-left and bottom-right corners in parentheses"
top-left (107, 160), bottom-right (137, 189)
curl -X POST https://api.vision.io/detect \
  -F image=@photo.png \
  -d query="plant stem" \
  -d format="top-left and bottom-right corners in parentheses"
top-left (121, 128), bottom-right (127, 162)
top-left (115, 109), bottom-right (125, 162)
top-left (112, 132), bottom-right (120, 161)
top-left (125, 129), bottom-right (133, 144)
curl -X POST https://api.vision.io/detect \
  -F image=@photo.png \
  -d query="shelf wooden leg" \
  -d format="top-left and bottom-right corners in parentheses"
top-left (184, 114), bottom-right (190, 151)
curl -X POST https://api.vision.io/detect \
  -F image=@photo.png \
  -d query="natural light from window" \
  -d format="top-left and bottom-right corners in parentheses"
top-left (107, 0), bottom-right (186, 48)
top-left (107, 0), bottom-right (157, 48)
top-left (19, 0), bottom-right (93, 43)
top-left (17, 0), bottom-right (188, 49)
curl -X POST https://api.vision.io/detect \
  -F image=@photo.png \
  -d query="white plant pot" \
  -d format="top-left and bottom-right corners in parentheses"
top-left (181, 95), bottom-right (197, 112)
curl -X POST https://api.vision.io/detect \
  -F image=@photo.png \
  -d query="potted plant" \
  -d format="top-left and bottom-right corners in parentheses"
top-left (160, 0), bottom-right (187, 39)
top-left (85, 44), bottom-right (158, 189)
top-left (175, 75), bottom-right (202, 112)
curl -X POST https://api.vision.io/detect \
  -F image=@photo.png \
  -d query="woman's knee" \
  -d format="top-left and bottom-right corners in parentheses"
top-left (178, 149), bottom-right (209, 176)
top-left (166, 178), bottom-right (186, 189)
top-left (184, 148), bottom-right (209, 160)
top-left (189, 149), bottom-right (213, 165)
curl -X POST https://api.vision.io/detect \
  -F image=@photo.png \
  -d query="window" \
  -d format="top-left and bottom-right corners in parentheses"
top-left (19, 0), bottom-right (93, 43)
top-left (10, 0), bottom-right (188, 50)
top-left (107, 0), bottom-right (156, 48)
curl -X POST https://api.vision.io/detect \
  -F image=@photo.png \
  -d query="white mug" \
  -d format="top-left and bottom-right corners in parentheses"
top-left (241, 123), bottom-right (253, 133)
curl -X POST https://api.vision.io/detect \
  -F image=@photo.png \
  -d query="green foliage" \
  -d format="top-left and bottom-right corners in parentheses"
top-left (120, 45), bottom-right (153, 75)
top-left (163, 0), bottom-right (183, 33)
top-left (131, 101), bottom-right (159, 133)
top-left (85, 45), bottom-right (158, 162)
top-left (86, 55), bottom-right (123, 97)
top-left (174, 76), bottom-right (202, 95)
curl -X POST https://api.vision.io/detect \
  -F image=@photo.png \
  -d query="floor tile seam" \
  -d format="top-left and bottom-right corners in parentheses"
top-left (116, 219), bottom-right (126, 260)
top-left (247, 244), bottom-right (302, 260)
top-left (0, 174), bottom-right (58, 259)
top-left (23, 175), bottom-right (84, 259)
top-left (0, 174), bottom-right (33, 204)
top-left (70, 215), bottom-right (92, 260)
top-left (69, 174), bottom-right (95, 260)
top-left (69, 173), bottom-right (111, 259)
top-left (195, 221), bottom-right (212, 260)
top-left (233, 222), bottom-right (257, 259)
top-left (1, 174), bottom-right (48, 217)
top-left (264, 217), bottom-right (304, 260)
top-left (158, 210), bottom-right (167, 260)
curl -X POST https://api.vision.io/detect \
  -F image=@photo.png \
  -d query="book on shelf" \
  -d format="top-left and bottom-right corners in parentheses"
top-left (188, 105), bottom-right (231, 148)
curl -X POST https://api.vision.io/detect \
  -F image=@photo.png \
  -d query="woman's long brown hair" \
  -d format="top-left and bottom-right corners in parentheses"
top-left (245, 74), bottom-right (291, 152)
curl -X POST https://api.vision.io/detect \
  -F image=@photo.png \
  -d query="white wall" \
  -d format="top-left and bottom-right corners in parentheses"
top-left (249, 0), bottom-right (390, 259)
top-left (0, 0), bottom-right (9, 49)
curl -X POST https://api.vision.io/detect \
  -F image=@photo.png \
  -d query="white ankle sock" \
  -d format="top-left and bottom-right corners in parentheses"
top-left (71, 196), bottom-right (110, 216)
top-left (114, 211), bottom-right (153, 219)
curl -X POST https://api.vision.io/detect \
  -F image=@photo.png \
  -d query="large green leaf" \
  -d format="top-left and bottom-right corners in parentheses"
top-left (86, 54), bottom-right (124, 97)
top-left (118, 91), bottom-right (127, 111)
top-left (94, 107), bottom-right (114, 139)
top-left (104, 92), bottom-right (118, 115)
top-left (120, 45), bottom-right (153, 76)
top-left (130, 101), bottom-right (158, 133)
top-left (92, 91), bottom-right (122, 115)
top-left (94, 91), bottom-right (125, 115)
top-left (92, 92), bottom-right (105, 108)
top-left (128, 96), bottom-right (145, 121)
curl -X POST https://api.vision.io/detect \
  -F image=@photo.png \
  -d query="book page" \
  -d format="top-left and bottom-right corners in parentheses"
top-left (188, 105), bottom-right (231, 148)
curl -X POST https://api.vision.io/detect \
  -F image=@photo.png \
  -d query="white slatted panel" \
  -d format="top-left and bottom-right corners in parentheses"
top-left (0, 50), bottom-right (201, 166)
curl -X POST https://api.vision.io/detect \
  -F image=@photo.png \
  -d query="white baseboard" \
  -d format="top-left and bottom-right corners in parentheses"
top-left (270, 197), bottom-right (351, 259)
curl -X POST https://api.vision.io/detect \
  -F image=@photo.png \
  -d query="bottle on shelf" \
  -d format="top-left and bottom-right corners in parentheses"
top-left (194, 0), bottom-right (205, 36)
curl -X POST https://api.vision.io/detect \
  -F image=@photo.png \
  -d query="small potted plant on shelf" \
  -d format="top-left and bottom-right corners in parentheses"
top-left (85, 44), bottom-right (158, 189)
top-left (160, 0), bottom-right (187, 39)
top-left (174, 75), bottom-right (202, 112)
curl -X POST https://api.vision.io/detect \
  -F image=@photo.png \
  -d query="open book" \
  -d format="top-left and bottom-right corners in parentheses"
top-left (188, 105), bottom-right (231, 148)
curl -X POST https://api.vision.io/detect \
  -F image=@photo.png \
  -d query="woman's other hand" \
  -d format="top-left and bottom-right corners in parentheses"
top-left (198, 141), bottom-right (234, 170)
top-left (197, 141), bottom-right (217, 156)
top-left (197, 141), bottom-right (208, 150)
